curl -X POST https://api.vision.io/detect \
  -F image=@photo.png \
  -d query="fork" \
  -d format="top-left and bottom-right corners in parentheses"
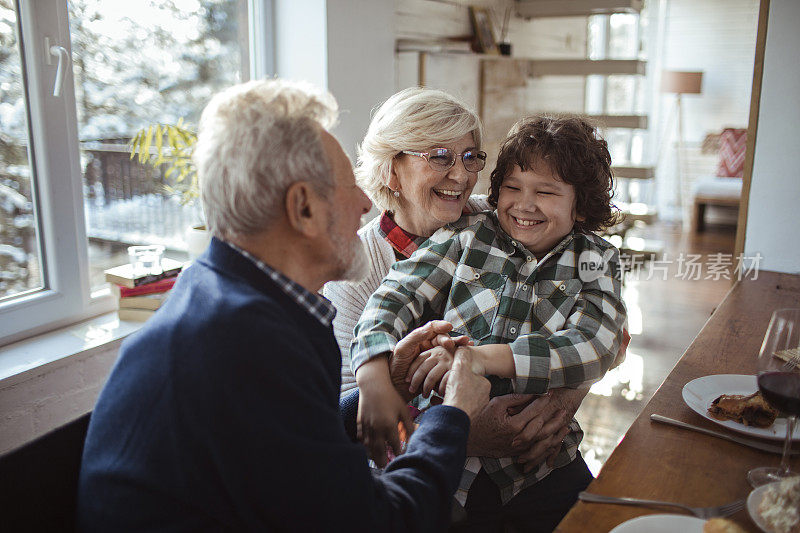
top-left (578, 492), bottom-right (746, 519)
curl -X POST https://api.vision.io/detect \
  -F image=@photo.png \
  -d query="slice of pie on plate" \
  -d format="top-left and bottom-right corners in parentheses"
top-left (708, 391), bottom-right (778, 428)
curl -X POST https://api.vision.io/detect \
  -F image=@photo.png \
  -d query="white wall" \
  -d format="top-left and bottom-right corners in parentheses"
top-left (274, 0), bottom-right (394, 161)
top-left (326, 0), bottom-right (395, 159)
top-left (274, 0), bottom-right (328, 88)
top-left (0, 336), bottom-right (121, 455)
top-left (744, 0), bottom-right (800, 274)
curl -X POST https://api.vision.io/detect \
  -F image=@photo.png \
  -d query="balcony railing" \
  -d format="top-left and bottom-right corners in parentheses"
top-left (81, 141), bottom-right (200, 250)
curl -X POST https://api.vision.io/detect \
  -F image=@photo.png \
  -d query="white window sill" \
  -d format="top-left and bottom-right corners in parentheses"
top-left (0, 312), bottom-right (143, 388)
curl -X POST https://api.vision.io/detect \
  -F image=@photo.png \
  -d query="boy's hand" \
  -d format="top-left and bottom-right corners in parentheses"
top-left (406, 345), bottom-right (457, 398)
top-left (430, 332), bottom-right (473, 351)
top-left (389, 321), bottom-right (467, 401)
top-left (355, 358), bottom-right (415, 467)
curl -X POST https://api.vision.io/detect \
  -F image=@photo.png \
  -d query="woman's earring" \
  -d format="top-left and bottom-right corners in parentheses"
top-left (393, 190), bottom-right (400, 198)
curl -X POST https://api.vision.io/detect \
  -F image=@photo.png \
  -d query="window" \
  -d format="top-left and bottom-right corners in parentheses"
top-left (72, 0), bottom-right (250, 290)
top-left (586, 10), bottom-right (651, 207)
top-left (587, 13), bottom-right (647, 163)
top-left (0, 0), bottom-right (271, 344)
top-left (0, 2), bottom-right (43, 302)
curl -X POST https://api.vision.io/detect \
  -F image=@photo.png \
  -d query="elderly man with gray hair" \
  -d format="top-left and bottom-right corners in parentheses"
top-left (77, 79), bottom-right (490, 532)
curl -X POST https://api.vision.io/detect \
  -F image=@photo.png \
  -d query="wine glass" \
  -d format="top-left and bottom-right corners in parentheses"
top-left (747, 308), bottom-right (800, 487)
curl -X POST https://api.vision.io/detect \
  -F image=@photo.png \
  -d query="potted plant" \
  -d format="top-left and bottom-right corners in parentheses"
top-left (129, 121), bottom-right (210, 258)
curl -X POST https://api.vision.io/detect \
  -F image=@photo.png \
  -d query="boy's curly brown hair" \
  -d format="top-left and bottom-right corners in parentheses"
top-left (487, 115), bottom-right (620, 233)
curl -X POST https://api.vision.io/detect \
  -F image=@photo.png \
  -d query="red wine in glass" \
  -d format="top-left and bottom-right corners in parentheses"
top-left (747, 308), bottom-right (800, 487)
top-left (758, 372), bottom-right (800, 415)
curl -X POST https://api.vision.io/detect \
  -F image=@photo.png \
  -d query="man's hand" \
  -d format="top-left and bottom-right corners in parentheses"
top-left (389, 321), bottom-right (469, 401)
top-left (442, 349), bottom-right (490, 421)
top-left (355, 357), bottom-right (415, 467)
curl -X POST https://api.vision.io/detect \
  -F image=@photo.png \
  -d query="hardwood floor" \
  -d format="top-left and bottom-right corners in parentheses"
top-left (575, 221), bottom-right (738, 474)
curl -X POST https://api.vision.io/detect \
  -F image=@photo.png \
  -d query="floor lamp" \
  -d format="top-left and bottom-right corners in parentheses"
top-left (660, 70), bottom-right (703, 227)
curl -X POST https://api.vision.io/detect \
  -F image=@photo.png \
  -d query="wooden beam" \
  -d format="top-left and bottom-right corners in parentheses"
top-left (616, 202), bottom-right (657, 224)
top-left (618, 237), bottom-right (664, 259)
top-left (589, 114), bottom-right (648, 129)
top-left (526, 59), bottom-right (646, 77)
top-left (611, 165), bottom-right (655, 180)
top-left (620, 212), bottom-right (657, 224)
top-left (515, 0), bottom-right (643, 19)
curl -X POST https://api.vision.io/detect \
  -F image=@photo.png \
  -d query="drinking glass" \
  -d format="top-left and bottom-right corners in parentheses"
top-left (127, 245), bottom-right (164, 275)
top-left (747, 308), bottom-right (800, 487)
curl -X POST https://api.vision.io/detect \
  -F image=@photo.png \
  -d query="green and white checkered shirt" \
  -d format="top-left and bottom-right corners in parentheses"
top-left (351, 211), bottom-right (626, 505)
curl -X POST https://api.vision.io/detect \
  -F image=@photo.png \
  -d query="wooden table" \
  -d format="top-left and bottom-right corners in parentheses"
top-left (557, 271), bottom-right (800, 532)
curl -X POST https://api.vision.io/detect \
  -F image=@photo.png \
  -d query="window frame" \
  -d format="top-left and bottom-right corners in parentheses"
top-left (0, 0), bottom-right (273, 346)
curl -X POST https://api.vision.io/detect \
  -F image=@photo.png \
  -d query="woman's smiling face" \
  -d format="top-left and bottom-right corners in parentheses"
top-left (496, 163), bottom-right (582, 257)
top-left (389, 132), bottom-right (479, 237)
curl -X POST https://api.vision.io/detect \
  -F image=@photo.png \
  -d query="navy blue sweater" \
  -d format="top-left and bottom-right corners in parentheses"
top-left (78, 238), bottom-right (470, 532)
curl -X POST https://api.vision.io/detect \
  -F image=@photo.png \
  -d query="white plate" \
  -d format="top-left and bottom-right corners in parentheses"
top-left (682, 374), bottom-right (800, 441)
top-left (748, 482), bottom-right (780, 533)
top-left (609, 514), bottom-right (706, 533)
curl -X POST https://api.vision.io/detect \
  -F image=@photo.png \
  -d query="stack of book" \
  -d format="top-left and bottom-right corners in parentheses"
top-left (105, 257), bottom-right (185, 321)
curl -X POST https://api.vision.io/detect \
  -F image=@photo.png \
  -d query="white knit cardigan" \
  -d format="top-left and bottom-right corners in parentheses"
top-left (322, 215), bottom-right (397, 396)
top-left (323, 197), bottom-right (490, 396)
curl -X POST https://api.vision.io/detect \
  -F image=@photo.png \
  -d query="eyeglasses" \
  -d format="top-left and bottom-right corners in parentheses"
top-left (401, 148), bottom-right (487, 173)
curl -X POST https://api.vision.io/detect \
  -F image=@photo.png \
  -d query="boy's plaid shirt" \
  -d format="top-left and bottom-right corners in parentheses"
top-left (351, 211), bottom-right (627, 504)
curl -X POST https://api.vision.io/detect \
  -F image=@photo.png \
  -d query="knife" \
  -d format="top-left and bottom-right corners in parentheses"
top-left (650, 414), bottom-right (799, 455)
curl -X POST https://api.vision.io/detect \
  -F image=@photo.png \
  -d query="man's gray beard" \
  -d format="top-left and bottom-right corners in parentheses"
top-left (334, 233), bottom-right (369, 282)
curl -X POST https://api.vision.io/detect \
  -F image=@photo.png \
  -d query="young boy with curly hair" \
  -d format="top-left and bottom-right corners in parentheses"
top-left (351, 115), bottom-right (628, 529)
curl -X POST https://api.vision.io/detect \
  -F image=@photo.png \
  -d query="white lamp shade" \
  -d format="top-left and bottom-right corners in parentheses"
top-left (661, 70), bottom-right (703, 94)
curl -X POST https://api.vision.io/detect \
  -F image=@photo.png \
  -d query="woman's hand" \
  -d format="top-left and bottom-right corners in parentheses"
top-left (548, 387), bottom-right (588, 422)
top-left (355, 357), bottom-right (415, 467)
top-left (466, 393), bottom-right (560, 458)
top-left (514, 388), bottom-right (589, 471)
top-left (537, 387), bottom-right (589, 466)
top-left (515, 407), bottom-right (571, 472)
top-left (464, 390), bottom-right (581, 473)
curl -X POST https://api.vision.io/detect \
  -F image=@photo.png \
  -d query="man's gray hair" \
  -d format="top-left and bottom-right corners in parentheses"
top-left (195, 79), bottom-right (338, 239)
top-left (356, 87), bottom-right (482, 213)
